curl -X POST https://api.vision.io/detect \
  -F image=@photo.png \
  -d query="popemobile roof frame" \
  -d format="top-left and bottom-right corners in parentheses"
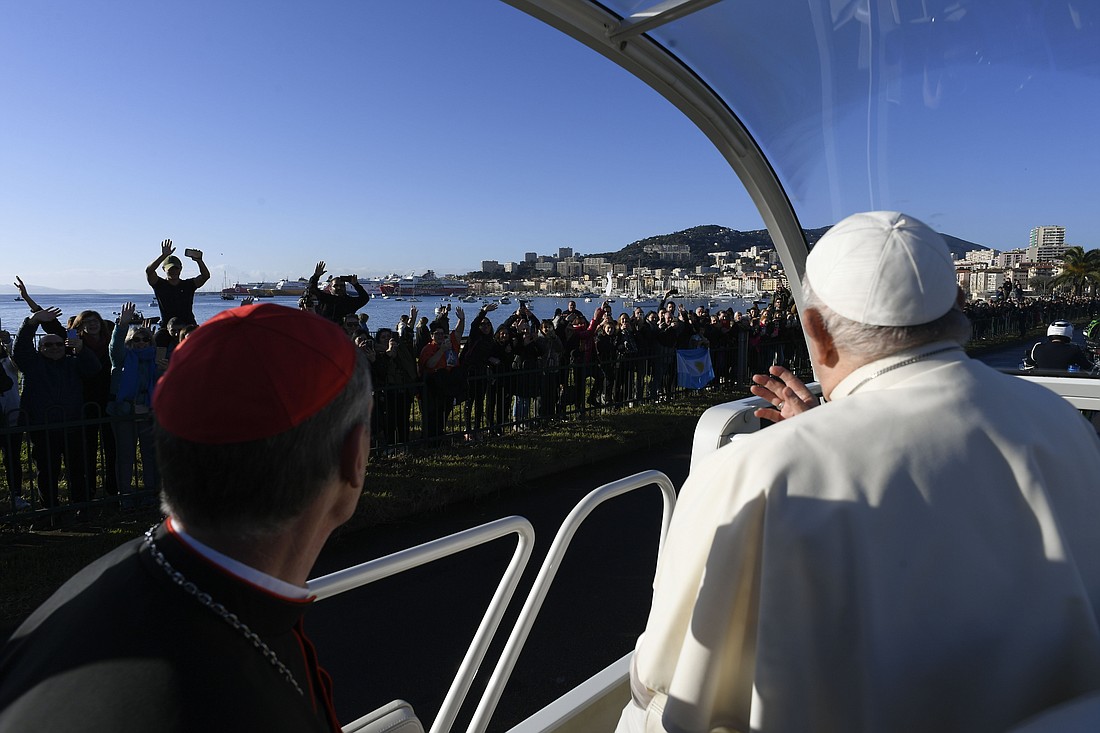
top-left (501, 0), bottom-right (810, 309)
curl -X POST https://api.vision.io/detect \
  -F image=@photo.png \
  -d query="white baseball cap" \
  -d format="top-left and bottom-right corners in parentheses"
top-left (806, 211), bottom-right (958, 327)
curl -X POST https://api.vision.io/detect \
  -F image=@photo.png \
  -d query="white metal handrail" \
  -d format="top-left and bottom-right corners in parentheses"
top-left (308, 515), bottom-right (536, 733)
top-left (1019, 373), bottom-right (1100, 412)
top-left (467, 470), bottom-right (678, 733)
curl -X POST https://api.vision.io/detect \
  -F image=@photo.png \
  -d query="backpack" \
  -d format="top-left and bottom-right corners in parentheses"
top-left (1084, 319), bottom-right (1099, 343)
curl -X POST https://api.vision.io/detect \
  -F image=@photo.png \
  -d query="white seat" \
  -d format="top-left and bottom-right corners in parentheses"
top-left (1006, 693), bottom-right (1100, 732)
top-left (342, 699), bottom-right (424, 733)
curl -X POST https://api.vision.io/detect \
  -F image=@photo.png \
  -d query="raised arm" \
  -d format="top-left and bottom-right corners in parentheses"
top-left (13, 276), bottom-right (44, 313)
top-left (307, 261), bottom-right (326, 295)
top-left (14, 307), bottom-right (63, 367)
top-left (453, 306), bottom-right (466, 339)
top-left (346, 274), bottom-right (370, 305)
top-left (110, 302), bottom-right (137, 367)
top-left (189, 248), bottom-right (211, 287)
top-left (14, 281), bottom-right (64, 336)
top-left (147, 239), bottom-right (173, 287)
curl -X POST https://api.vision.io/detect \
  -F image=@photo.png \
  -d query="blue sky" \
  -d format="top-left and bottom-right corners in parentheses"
top-left (2, 1), bottom-right (1098, 293)
top-left (0, 1), bottom-right (752, 292)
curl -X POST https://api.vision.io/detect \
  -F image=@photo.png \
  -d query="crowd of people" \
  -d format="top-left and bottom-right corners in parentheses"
top-left (347, 290), bottom-right (810, 450)
top-left (2, 239), bottom-right (1097, 519)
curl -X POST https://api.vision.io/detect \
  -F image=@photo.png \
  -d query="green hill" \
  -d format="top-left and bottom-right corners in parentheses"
top-left (587, 224), bottom-right (987, 270)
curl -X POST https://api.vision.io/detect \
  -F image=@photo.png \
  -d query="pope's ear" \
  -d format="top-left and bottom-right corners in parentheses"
top-left (802, 307), bottom-right (837, 368)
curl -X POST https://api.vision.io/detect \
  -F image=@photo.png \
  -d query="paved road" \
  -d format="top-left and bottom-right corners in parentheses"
top-left (978, 330), bottom-right (1095, 371)
top-left (310, 437), bottom-right (694, 731)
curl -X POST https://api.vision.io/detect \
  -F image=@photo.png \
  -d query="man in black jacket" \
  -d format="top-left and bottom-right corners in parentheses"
top-left (13, 307), bottom-right (100, 511)
top-left (1024, 320), bottom-right (1094, 373)
top-left (307, 260), bottom-right (371, 325)
top-left (146, 239), bottom-right (211, 325)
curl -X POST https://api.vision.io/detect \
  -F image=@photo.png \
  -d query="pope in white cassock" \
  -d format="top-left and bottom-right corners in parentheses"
top-left (617, 211), bottom-right (1100, 733)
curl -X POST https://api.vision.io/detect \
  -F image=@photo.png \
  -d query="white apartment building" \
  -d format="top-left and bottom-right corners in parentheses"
top-left (963, 249), bottom-right (996, 265)
top-left (556, 261), bottom-right (581, 277)
top-left (968, 268), bottom-right (1007, 298)
top-left (642, 243), bottom-right (692, 261)
top-left (1028, 225), bottom-right (1068, 262)
top-left (994, 249), bottom-right (1028, 268)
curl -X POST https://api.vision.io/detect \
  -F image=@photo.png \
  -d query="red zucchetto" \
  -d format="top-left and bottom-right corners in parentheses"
top-left (153, 303), bottom-right (357, 444)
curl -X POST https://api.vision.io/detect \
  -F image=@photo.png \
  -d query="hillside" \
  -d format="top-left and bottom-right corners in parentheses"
top-left (589, 224), bottom-right (989, 270)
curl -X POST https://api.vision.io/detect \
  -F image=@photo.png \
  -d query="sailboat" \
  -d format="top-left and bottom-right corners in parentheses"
top-left (220, 272), bottom-right (236, 300)
top-left (624, 259), bottom-right (657, 309)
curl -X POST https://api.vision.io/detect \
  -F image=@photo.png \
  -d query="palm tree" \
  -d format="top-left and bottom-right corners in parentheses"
top-left (1050, 246), bottom-right (1100, 296)
top-left (1028, 275), bottom-right (1052, 296)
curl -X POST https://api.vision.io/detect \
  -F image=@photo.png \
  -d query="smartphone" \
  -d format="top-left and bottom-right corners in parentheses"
top-left (67, 329), bottom-right (78, 339)
top-left (184, 248), bottom-right (200, 258)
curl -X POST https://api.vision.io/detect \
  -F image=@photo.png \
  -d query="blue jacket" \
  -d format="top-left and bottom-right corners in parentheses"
top-left (108, 324), bottom-right (159, 409)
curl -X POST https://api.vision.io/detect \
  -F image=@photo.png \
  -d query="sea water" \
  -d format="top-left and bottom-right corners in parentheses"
top-left (0, 291), bottom-right (760, 336)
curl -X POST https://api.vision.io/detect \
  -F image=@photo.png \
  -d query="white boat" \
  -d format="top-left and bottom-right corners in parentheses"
top-left (602, 271), bottom-right (615, 303)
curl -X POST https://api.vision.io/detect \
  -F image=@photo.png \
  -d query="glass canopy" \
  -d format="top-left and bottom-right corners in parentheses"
top-left (512, 0), bottom-right (1100, 277)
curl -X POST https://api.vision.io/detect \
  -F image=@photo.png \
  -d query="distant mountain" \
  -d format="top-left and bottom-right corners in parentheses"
top-left (589, 224), bottom-right (990, 268)
top-left (941, 234), bottom-right (990, 260)
top-left (0, 285), bottom-right (117, 295)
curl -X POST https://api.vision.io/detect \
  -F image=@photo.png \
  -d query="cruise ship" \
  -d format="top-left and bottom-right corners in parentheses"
top-left (379, 271), bottom-right (470, 298)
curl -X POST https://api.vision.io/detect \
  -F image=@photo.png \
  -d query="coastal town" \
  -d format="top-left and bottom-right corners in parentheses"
top-left (220, 223), bottom-right (1097, 304)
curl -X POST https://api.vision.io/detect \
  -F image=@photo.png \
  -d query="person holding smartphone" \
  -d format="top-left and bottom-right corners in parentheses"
top-left (107, 302), bottom-right (161, 506)
top-left (306, 261), bottom-right (370, 325)
top-left (145, 239), bottom-right (210, 326)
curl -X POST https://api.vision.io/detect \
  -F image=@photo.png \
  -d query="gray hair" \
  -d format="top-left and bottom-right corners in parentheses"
top-left (802, 275), bottom-right (970, 362)
top-left (156, 352), bottom-right (373, 538)
top-left (125, 326), bottom-right (154, 346)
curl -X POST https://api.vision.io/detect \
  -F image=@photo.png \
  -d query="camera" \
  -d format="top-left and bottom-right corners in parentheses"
top-left (184, 248), bottom-right (201, 259)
